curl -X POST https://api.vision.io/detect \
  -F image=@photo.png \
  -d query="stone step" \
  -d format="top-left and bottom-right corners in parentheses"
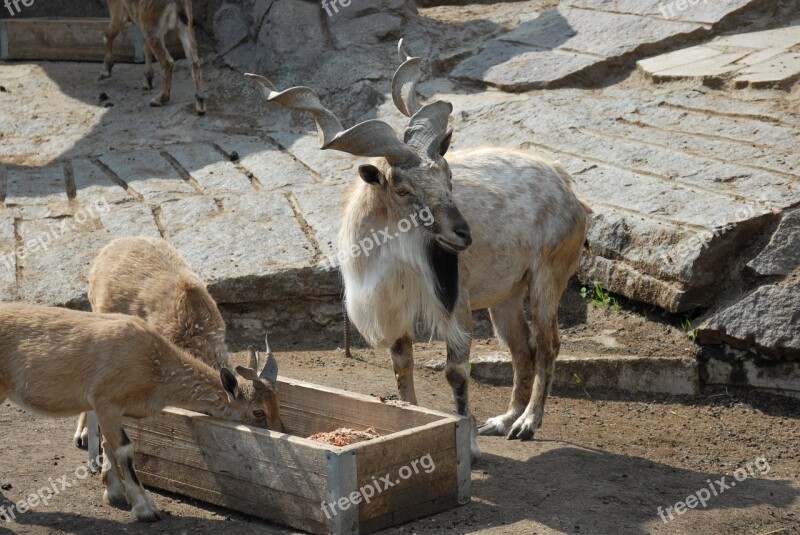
top-left (427, 352), bottom-right (700, 395)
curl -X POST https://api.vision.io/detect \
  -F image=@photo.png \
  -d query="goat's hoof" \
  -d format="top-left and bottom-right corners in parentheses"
top-left (478, 414), bottom-right (515, 436)
top-left (97, 72), bottom-right (111, 82)
top-left (73, 427), bottom-right (89, 449)
top-left (149, 95), bottom-right (169, 107)
top-left (478, 422), bottom-right (505, 437)
top-left (195, 97), bottom-right (206, 115)
top-left (507, 416), bottom-right (538, 441)
top-left (103, 489), bottom-right (130, 509)
top-left (131, 504), bottom-right (164, 522)
top-left (131, 492), bottom-right (164, 522)
top-left (143, 79), bottom-right (154, 90)
top-left (470, 439), bottom-right (482, 463)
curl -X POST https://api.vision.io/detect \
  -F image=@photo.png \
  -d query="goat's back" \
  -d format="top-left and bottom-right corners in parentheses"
top-left (88, 237), bottom-right (229, 368)
top-left (0, 304), bottom-right (161, 416)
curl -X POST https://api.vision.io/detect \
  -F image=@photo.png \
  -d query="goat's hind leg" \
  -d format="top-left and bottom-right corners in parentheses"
top-left (391, 335), bottom-right (417, 404)
top-left (99, 7), bottom-right (126, 80)
top-left (144, 32), bottom-right (175, 107)
top-left (73, 412), bottom-right (89, 449)
top-left (479, 285), bottom-right (533, 437)
top-left (143, 43), bottom-right (155, 90)
top-left (508, 270), bottom-right (563, 441)
top-left (176, 16), bottom-right (206, 114)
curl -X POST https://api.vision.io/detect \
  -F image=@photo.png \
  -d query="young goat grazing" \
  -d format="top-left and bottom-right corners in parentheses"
top-left (73, 237), bottom-right (284, 447)
top-left (247, 40), bottom-right (590, 458)
top-left (100, 0), bottom-right (206, 114)
top-left (0, 304), bottom-right (281, 522)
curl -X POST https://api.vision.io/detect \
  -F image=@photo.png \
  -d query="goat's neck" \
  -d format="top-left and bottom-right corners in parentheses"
top-left (154, 346), bottom-right (237, 419)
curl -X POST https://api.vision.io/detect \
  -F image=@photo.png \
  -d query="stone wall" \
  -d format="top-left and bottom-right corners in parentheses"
top-left (213, 0), bottom-right (417, 73)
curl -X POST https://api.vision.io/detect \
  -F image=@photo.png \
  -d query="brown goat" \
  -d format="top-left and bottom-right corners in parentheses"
top-left (100, 0), bottom-right (206, 114)
top-left (0, 304), bottom-right (281, 521)
top-left (73, 237), bottom-right (286, 447)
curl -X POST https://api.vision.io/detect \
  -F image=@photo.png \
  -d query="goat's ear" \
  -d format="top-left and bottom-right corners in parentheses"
top-left (438, 129), bottom-right (453, 156)
top-left (235, 365), bottom-right (259, 382)
top-left (220, 368), bottom-right (239, 403)
top-left (359, 164), bottom-right (384, 186)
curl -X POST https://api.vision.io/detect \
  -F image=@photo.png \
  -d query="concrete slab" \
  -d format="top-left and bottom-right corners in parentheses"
top-left (99, 150), bottom-right (197, 202)
top-left (5, 165), bottom-right (66, 207)
top-left (291, 183), bottom-right (350, 267)
top-left (734, 52), bottom-right (800, 88)
top-left (214, 135), bottom-right (318, 190)
top-left (71, 158), bottom-right (131, 206)
top-left (163, 191), bottom-right (335, 304)
top-left (639, 25), bottom-right (800, 88)
top-left (427, 352), bottom-right (700, 395)
top-left (705, 347), bottom-right (800, 396)
top-left (165, 143), bottom-right (254, 195)
top-left (451, 0), bottom-right (767, 91)
top-left (268, 132), bottom-right (358, 184)
top-left (568, 0), bottom-right (756, 24)
top-left (16, 204), bottom-right (160, 306)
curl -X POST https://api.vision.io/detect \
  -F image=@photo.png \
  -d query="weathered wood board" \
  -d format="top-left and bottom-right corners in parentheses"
top-left (0, 18), bottom-right (183, 62)
top-left (123, 377), bottom-right (471, 534)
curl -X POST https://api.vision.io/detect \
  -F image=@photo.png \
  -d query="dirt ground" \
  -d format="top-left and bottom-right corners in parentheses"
top-left (1, 305), bottom-right (798, 535)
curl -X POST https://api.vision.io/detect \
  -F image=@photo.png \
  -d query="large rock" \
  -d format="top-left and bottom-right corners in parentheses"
top-left (452, 0), bottom-right (778, 91)
top-left (748, 209), bottom-right (800, 277)
top-left (699, 277), bottom-right (800, 360)
top-left (217, 0), bottom-right (414, 73)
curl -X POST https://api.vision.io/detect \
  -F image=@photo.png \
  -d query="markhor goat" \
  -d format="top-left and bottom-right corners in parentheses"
top-left (246, 40), bottom-right (590, 459)
top-left (0, 304), bottom-right (280, 521)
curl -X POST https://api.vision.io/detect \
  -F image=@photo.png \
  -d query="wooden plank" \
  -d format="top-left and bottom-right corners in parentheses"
top-left (454, 417), bottom-right (472, 505)
top-left (0, 18), bottom-right (182, 62)
top-left (278, 378), bottom-right (454, 436)
top-left (129, 427), bottom-right (327, 502)
top-left (357, 459), bottom-right (457, 520)
top-left (325, 450), bottom-right (358, 534)
top-left (352, 421), bottom-right (455, 476)
top-left (136, 455), bottom-right (329, 535)
top-left (359, 493), bottom-right (459, 534)
top-left (123, 409), bottom-right (329, 501)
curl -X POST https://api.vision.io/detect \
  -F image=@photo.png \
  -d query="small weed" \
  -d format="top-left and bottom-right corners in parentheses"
top-left (681, 315), bottom-right (699, 343)
top-left (581, 282), bottom-right (620, 313)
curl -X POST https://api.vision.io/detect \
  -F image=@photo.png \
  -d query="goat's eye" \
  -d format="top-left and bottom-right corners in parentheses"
top-left (253, 410), bottom-right (265, 418)
top-left (396, 190), bottom-right (411, 197)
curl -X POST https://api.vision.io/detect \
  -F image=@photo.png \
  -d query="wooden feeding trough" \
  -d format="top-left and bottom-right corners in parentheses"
top-left (122, 377), bottom-right (471, 534)
top-left (0, 18), bottom-right (183, 62)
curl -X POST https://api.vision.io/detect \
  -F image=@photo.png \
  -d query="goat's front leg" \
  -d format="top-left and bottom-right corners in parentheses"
top-left (444, 301), bottom-right (480, 460)
top-left (96, 410), bottom-right (163, 521)
top-left (143, 43), bottom-right (155, 90)
top-left (99, 8), bottom-right (126, 80)
top-left (391, 334), bottom-right (417, 404)
top-left (143, 33), bottom-right (175, 107)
